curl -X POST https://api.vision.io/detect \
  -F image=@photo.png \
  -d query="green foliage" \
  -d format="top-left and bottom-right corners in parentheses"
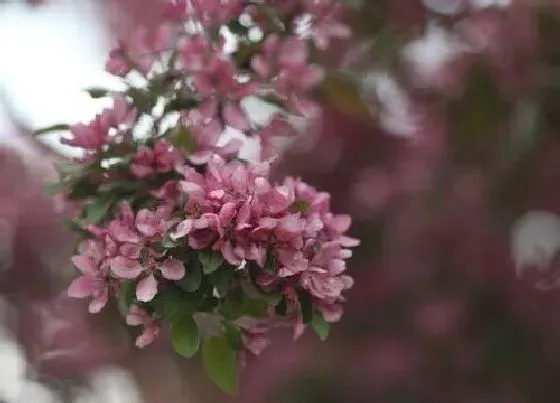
top-left (171, 316), bottom-right (200, 358)
top-left (199, 250), bottom-right (224, 275)
top-left (202, 336), bottom-right (239, 394)
top-left (311, 311), bottom-right (331, 341)
top-left (34, 123), bottom-right (70, 136)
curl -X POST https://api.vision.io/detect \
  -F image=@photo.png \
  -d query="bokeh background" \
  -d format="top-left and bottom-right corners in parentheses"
top-left (3, 0), bottom-right (560, 402)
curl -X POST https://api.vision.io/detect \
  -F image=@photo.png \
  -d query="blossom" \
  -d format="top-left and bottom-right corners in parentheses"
top-left (126, 305), bottom-right (161, 348)
top-left (131, 139), bottom-right (181, 178)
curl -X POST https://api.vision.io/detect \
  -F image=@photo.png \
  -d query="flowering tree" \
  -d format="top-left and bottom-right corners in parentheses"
top-left (37, 0), bottom-right (358, 394)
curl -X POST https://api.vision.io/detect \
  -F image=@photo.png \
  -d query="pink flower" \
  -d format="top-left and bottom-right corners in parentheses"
top-left (61, 97), bottom-right (136, 152)
top-left (67, 242), bottom-right (111, 314)
top-left (126, 305), bottom-right (161, 348)
top-left (300, 0), bottom-right (351, 50)
top-left (131, 139), bottom-right (180, 178)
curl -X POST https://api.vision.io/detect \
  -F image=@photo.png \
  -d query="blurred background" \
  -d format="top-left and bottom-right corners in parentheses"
top-left (3, 0), bottom-right (560, 402)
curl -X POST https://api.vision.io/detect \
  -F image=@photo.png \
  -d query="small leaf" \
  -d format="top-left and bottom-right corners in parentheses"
top-left (85, 87), bottom-right (110, 99)
top-left (161, 233), bottom-right (179, 249)
top-left (45, 181), bottom-right (70, 196)
top-left (275, 297), bottom-right (288, 316)
top-left (311, 311), bottom-right (330, 341)
top-left (34, 123), bottom-right (70, 136)
top-left (296, 288), bottom-right (313, 324)
top-left (321, 75), bottom-right (371, 119)
top-left (118, 281), bottom-right (137, 316)
top-left (210, 266), bottom-right (233, 298)
top-left (202, 336), bottom-right (239, 394)
top-left (85, 197), bottom-right (114, 224)
top-left (171, 126), bottom-right (196, 154)
top-left (291, 200), bottom-right (310, 214)
top-left (200, 250), bottom-right (224, 275)
top-left (224, 322), bottom-right (242, 349)
top-left (178, 259), bottom-right (203, 292)
top-left (171, 316), bottom-right (200, 358)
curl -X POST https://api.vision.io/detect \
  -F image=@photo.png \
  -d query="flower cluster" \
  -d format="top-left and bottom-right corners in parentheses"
top-left (41, 0), bottom-right (355, 394)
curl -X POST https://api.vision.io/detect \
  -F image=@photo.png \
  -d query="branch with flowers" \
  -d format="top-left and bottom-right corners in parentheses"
top-left (37, 0), bottom-right (358, 394)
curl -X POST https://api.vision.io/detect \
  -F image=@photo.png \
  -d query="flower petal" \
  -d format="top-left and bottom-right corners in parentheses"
top-left (110, 256), bottom-right (142, 279)
top-left (136, 274), bottom-right (158, 302)
top-left (159, 259), bottom-right (185, 280)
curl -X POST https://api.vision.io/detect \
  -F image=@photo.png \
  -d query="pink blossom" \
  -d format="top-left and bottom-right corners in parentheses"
top-left (131, 139), bottom-right (180, 178)
top-left (126, 305), bottom-right (161, 347)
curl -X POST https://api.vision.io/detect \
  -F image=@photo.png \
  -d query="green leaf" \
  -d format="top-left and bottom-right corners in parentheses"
top-left (67, 178), bottom-right (99, 200)
top-left (178, 259), bottom-right (203, 292)
top-left (296, 288), bottom-right (313, 324)
top-left (45, 181), bottom-right (70, 196)
top-left (34, 123), bottom-right (70, 136)
top-left (311, 311), bottom-right (330, 341)
top-left (85, 87), bottom-right (110, 99)
top-left (161, 233), bottom-right (179, 249)
top-left (98, 181), bottom-right (138, 194)
top-left (171, 316), bottom-right (200, 358)
top-left (275, 297), bottom-right (288, 316)
top-left (224, 322), bottom-right (242, 349)
top-left (85, 197), bottom-right (114, 224)
top-left (171, 126), bottom-right (196, 154)
top-left (291, 200), bottom-right (310, 214)
top-left (202, 336), bottom-right (239, 394)
top-left (210, 266), bottom-right (233, 298)
top-left (199, 250), bottom-right (224, 275)
top-left (118, 281), bottom-right (137, 316)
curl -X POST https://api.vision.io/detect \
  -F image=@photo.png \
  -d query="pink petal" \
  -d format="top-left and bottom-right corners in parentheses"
top-left (339, 236), bottom-right (360, 248)
top-left (160, 259), bottom-right (185, 280)
top-left (180, 181), bottom-right (205, 195)
top-left (251, 55), bottom-right (270, 78)
top-left (279, 38), bottom-right (308, 67)
top-left (88, 288), bottom-right (109, 314)
top-left (126, 305), bottom-right (149, 326)
top-left (222, 241), bottom-right (242, 266)
top-left (223, 102), bottom-right (250, 131)
top-left (110, 256), bottom-right (143, 279)
top-left (136, 322), bottom-right (160, 348)
top-left (109, 221), bottom-right (140, 243)
top-left (136, 274), bottom-right (158, 302)
top-left (171, 219), bottom-right (194, 240)
top-left (329, 214), bottom-right (352, 233)
top-left (67, 276), bottom-right (98, 298)
top-left (71, 255), bottom-right (97, 275)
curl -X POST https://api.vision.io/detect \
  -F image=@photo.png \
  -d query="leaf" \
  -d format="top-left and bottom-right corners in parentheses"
top-left (34, 123), bottom-right (70, 136)
top-left (224, 322), bottom-right (242, 349)
top-left (321, 75), bottom-right (371, 119)
top-left (85, 87), bottom-right (110, 99)
top-left (171, 316), bottom-right (200, 358)
top-left (202, 336), bottom-right (239, 394)
top-left (211, 266), bottom-right (233, 298)
top-left (178, 259), bottom-right (203, 292)
top-left (275, 297), bottom-right (288, 316)
top-left (199, 250), bottom-right (224, 275)
top-left (311, 311), bottom-right (330, 341)
top-left (98, 181), bottom-right (139, 194)
top-left (171, 126), bottom-right (196, 154)
top-left (45, 181), bottom-right (70, 196)
top-left (67, 178), bottom-right (99, 200)
top-left (161, 233), bottom-right (179, 249)
top-left (164, 98), bottom-right (198, 114)
top-left (85, 197), bottom-right (114, 224)
top-left (296, 288), bottom-right (313, 324)
top-left (118, 281), bottom-right (137, 316)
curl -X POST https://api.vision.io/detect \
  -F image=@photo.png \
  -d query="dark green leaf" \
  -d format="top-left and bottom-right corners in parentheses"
top-left (275, 297), bottom-right (288, 316)
top-left (171, 316), bottom-right (200, 358)
top-left (224, 322), bottom-right (242, 349)
top-left (291, 200), bottom-right (310, 214)
top-left (311, 311), bottom-right (330, 341)
top-left (118, 281), bottom-right (137, 316)
top-left (200, 250), bottom-right (224, 275)
top-left (164, 98), bottom-right (199, 114)
top-left (210, 266), bottom-right (233, 298)
top-left (202, 336), bottom-right (239, 394)
top-left (178, 259), bottom-right (203, 292)
top-left (34, 124), bottom-right (70, 136)
top-left (98, 181), bottom-right (138, 193)
top-left (296, 288), bottom-right (313, 324)
top-left (85, 87), bottom-right (110, 99)
top-left (67, 178), bottom-right (99, 200)
top-left (85, 197), bottom-right (114, 224)
top-left (161, 233), bottom-right (179, 249)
